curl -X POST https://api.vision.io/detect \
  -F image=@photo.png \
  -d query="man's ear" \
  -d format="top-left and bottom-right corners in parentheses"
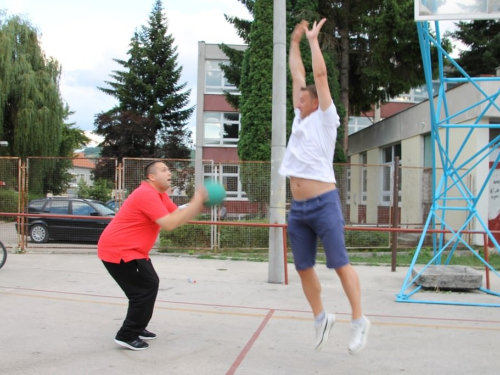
top-left (313, 98), bottom-right (320, 110)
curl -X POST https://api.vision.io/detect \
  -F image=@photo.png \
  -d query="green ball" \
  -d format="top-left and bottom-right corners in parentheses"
top-left (204, 181), bottom-right (226, 206)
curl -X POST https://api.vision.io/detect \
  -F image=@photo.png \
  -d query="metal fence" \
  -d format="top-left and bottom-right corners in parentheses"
top-left (0, 156), bottom-right (475, 252)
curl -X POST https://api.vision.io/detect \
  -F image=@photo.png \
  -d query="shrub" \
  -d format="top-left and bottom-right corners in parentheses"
top-left (344, 230), bottom-right (389, 248)
top-left (0, 190), bottom-right (19, 213)
top-left (159, 220), bottom-right (271, 250)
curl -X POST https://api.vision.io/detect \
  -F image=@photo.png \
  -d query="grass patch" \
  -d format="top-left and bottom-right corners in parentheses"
top-left (159, 248), bottom-right (500, 269)
top-left (349, 249), bottom-right (500, 269)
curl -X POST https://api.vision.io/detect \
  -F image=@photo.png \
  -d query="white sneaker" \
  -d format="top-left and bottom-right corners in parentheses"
top-left (314, 313), bottom-right (335, 351)
top-left (348, 315), bottom-right (370, 355)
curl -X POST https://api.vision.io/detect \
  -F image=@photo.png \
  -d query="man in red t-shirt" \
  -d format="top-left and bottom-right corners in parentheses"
top-left (98, 161), bottom-right (207, 351)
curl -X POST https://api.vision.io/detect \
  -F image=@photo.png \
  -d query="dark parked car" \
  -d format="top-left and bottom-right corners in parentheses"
top-left (105, 199), bottom-right (124, 212)
top-left (17, 197), bottom-right (115, 243)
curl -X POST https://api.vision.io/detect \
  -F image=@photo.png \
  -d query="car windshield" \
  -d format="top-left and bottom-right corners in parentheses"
top-left (92, 201), bottom-right (116, 216)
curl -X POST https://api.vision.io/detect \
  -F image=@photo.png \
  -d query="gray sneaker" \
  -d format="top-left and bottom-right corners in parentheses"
top-left (348, 315), bottom-right (370, 355)
top-left (314, 313), bottom-right (335, 351)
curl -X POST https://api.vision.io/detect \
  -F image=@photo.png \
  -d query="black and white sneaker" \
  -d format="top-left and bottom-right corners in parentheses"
top-left (139, 329), bottom-right (157, 340)
top-left (114, 338), bottom-right (149, 351)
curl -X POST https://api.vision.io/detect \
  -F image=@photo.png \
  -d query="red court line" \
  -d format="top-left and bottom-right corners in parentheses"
top-left (2, 285), bottom-right (500, 324)
top-left (226, 309), bottom-right (275, 375)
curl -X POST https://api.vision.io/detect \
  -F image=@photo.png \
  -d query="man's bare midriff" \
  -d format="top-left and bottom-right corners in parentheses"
top-left (290, 176), bottom-right (336, 200)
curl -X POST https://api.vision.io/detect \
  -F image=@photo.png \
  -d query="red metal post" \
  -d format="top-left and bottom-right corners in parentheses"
top-left (484, 233), bottom-right (490, 290)
top-left (282, 225), bottom-right (288, 285)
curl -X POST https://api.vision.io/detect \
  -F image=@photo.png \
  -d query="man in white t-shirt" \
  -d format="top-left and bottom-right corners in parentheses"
top-left (279, 19), bottom-right (370, 355)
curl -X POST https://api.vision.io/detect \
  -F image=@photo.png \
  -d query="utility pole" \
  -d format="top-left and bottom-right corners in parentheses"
top-left (268, 0), bottom-right (287, 283)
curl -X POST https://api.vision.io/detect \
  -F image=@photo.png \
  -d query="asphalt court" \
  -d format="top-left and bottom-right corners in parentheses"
top-left (1, 253), bottom-right (499, 374)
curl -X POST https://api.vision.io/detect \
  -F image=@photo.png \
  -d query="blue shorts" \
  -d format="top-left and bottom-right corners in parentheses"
top-left (288, 189), bottom-right (349, 270)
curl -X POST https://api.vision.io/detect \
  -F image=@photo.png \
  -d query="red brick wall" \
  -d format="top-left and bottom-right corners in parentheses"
top-left (204, 95), bottom-right (238, 112)
top-left (203, 148), bottom-right (239, 163)
top-left (362, 102), bottom-right (415, 119)
top-left (358, 205), bottom-right (367, 224)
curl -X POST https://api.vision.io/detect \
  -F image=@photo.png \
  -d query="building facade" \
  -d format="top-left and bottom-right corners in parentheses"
top-left (348, 79), bottom-right (500, 246)
top-left (195, 42), bottom-right (250, 217)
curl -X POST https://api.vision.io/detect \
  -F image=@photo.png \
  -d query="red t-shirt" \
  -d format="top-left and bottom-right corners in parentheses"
top-left (98, 181), bottom-right (177, 263)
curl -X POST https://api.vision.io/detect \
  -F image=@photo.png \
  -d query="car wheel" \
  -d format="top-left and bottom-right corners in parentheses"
top-left (30, 224), bottom-right (49, 243)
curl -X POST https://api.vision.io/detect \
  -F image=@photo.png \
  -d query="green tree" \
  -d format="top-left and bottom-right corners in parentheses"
top-left (60, 105), bottom-right (90, 158)
top-left (0, 14), bottom-right (89, 195)
top-left (0, 14), bottom-right (63, 159)
top-left (220, 0), bottom-right (345, 203)
top-left (95, 0), bottom-right (194, 160)
top-left (77, 178), bottom-right (91, 198)
top-left (77, 178), bottom-right (113, 202)
top-left (224, 0), bottom-right (444, 154)
top-left (447, 20), bottom-right (500, 77)
top-left (82, 146), bottom-right (101, 158)
top-left (319, 0), bottom-right (444, 150)
top-left (41, 106), bottom-right (90, 196)
top-left (238, 0), bottom-right (274, 163)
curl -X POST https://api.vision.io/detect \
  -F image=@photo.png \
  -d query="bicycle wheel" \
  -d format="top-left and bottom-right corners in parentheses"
top-left (0, 241), bottom-right (6, 270)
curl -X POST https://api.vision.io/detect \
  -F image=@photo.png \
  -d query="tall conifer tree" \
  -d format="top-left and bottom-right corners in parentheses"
top-left (95, 0), bottom-right (194, 160)
top-left (448, 20), bottom-right (500, 77)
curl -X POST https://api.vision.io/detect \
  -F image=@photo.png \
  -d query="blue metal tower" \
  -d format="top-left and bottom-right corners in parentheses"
top-left (396, 18), bottom-right (500, 307)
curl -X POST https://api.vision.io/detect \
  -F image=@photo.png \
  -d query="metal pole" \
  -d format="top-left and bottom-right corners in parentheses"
top-left (268, 0), bottom-right (287, 283)
top-left (484, 233), bottom-right (490, 290)
top-left (391, 156), bottom-right (400, 272)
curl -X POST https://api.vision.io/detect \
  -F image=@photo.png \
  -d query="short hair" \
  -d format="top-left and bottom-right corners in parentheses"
top-left (300, 84), bottom-right (318, 100)
top-left (144, 160), bottom-right (159, 179)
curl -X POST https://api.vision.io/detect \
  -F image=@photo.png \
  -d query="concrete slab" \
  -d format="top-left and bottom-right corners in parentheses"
top-left (412, 265), bottom-right (483, 289)
top-left (1, 252), bottom-right (500, 374)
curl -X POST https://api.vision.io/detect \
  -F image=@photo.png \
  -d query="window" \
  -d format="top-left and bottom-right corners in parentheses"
top-left (348, 116), bottom-right (373, 135)
top-left (204, 164), bottom-right (247, 200)
top-left (361, 152), bottom-right (368, 203)
top-left (47, 200), bottom-right (69, 215)
top-left (72, 201), bottom-right (95, 216)
top-left (205, 60), bottom-right (237, 94)
top-left (203, 112), bottom-right (240, 146)
top-left (381, 144), bottom-right (402, 205)
top-left (346, 157), bottom-right (351, 204)
top-left (28, 200), bottom-right (46, 213)
top-left (423, 133), bottom-right (432, 168)
top-left (489, 118), bottom-right (500, 143)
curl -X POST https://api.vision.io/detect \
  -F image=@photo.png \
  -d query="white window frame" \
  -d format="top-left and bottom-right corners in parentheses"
top-left (361, 152), bottom-right (368, 203)
top-left (204, 60), bottom-right (238, 94)
top-left (348, 116), bottom-right (374, 135)
top-left (381, 144), bottom-right (402, 206)
top-left (204, 164), bottom-right (247, 200)
top-left (203, 112), bottom-right (240, 146)
top-left (346, 164), bottom-right (351, 204)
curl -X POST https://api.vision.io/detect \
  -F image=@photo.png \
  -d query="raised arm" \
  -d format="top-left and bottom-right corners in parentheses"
top-left (305, 19), bottom-right (332, 111)
top-left (289, 21), bottom-right (307, 109)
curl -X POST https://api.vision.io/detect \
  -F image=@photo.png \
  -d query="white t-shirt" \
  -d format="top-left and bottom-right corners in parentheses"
top-left (279, 101), bottom-right (340, 183)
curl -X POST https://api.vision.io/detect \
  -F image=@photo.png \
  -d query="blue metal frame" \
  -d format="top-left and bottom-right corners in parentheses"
top-left (396, 20), bottom-right (500, 307)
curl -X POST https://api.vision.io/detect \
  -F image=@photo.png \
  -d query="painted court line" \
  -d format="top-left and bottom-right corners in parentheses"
top-left (2, 289), bottom-right (500, 332)
top-left (2, 284), bottom-right (500, 324)
top-left (226, 309), bottom-right (275, 375)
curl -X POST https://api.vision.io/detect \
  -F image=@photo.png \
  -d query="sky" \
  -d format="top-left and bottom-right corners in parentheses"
top-left (3, 0), bottom-right (250, 143)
